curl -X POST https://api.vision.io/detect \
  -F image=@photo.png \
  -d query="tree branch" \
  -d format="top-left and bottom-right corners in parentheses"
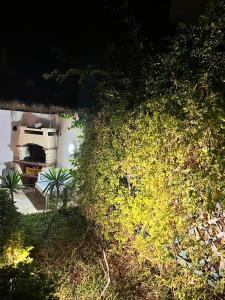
top-left (100, 250), bottom-right (110, 298)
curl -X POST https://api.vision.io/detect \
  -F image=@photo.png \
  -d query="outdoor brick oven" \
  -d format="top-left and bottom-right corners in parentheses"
top-left (17, 126), bottom-right (57, 165)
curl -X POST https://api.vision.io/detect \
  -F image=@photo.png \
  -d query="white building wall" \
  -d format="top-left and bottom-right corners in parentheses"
top-left (0, 110), bottom-right (13, 167)
top-left (57, 117), bottom-right (83, 169)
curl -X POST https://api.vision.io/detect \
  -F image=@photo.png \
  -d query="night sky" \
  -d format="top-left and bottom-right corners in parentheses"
top-left (0, 1), bottom-right (206, 108)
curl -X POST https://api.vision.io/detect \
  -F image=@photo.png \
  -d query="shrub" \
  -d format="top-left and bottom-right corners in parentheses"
top-left (0, 263), bottom-right (58, 300)
top-left (0, 189), bottom-right (32, 267)
top-left (0, 189), bottom-right (19, 249)
top-left (72, 2), bottom-right (225, 298)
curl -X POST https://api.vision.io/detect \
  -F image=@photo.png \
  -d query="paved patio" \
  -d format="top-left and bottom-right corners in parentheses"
top-left (14, 188), bottom-right (46, 214)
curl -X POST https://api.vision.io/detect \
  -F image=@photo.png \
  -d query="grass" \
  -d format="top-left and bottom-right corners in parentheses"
top-left (20, 208), bottom-right (118, 299)
top-left (20, 208), bottom-right (155, 299)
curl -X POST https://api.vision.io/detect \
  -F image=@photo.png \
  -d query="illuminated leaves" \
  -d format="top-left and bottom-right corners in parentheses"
top-left (70, 1), bottom-right (225, 297)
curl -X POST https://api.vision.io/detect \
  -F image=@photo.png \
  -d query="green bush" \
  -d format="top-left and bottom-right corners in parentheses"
top-left (0, 263), bottom-right (58, 300)
top-left (0, 189), bottom-right (32, 268)
top-left (0, 189), bottom-right (19, 249)
top-left (72, 2), bottom-right (225, 298)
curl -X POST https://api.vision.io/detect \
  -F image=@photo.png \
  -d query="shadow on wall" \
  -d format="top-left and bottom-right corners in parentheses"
top-left (19, 112), bottom-right (52, 128)
top-left (0, 162), bottom-right (15, 176)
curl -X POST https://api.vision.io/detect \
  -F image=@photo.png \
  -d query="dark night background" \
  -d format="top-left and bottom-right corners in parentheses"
top-left (0, 0), bottom-right (207, 109)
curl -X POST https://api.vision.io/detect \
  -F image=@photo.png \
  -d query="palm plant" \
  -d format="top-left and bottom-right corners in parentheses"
top-left (0, 171), bottom-right (22, 201)
top-left (42, 167), bottom-right (73, 206)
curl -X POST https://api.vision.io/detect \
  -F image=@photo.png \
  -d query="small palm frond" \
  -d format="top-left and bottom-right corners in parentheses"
top-left (42, 167), bottom-right (73, 197)
top-left (0, 171), bottom-right (22, 193)
top-left (43, 182), bottom-right (55, 198)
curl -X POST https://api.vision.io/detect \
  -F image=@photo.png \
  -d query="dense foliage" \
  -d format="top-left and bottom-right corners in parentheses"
top-left (0, 189), bottom-right (58, 299)
top-left (0, 189), bottom-right (31, 267)
top-left (0, 171), bottom-right (22, 201)
top-left (0, 263), bottom-right (57, 300)
top-left (71, 1), bottom-right (225, 298)
top-left (0, 189), bottom-right (19, 250)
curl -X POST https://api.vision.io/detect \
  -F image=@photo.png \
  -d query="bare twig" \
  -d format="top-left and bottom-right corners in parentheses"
top-left (100, 250), bottom-right (110, 299)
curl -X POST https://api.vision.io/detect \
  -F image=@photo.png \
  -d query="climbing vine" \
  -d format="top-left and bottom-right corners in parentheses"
top-left (67, 1), bottom-right (225, 298)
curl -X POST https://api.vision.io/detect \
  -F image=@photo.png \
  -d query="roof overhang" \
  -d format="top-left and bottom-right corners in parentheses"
top-left (0, 100), bottom-right (74, 114)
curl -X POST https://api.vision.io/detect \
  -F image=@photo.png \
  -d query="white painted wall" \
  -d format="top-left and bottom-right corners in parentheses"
top-left (0, 110), bottom-right (13, 167)
top-left (57, 116), bottom-right (83, 169)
